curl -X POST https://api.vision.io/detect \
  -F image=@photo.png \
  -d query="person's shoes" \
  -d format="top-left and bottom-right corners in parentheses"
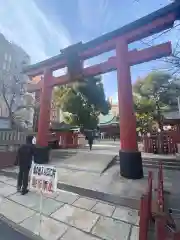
top-left (21, 189), bottom-right (29, 195)
top-left (17, 187), bottom-right (21, 192)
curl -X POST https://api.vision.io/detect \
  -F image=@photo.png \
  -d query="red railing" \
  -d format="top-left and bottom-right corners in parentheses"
top-left (139, 171), bottom-right (153, 240)
top-left (139, 161), bottom-right (180, 239)
top-left (156, 162), bottom-right (180, 240)
top-left (143, 133), bottom-right (177, 154)
top-left (157, 161), bottom-right (164, 212)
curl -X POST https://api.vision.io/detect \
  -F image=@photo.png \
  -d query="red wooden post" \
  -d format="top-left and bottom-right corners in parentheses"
top-left (148, 171), bottom-right (153, 220)
top-left (157, 161), bottom-right (164, 212)
top-left (37, 69), bottom-right (53, 147)
top-left (139, 195), bottom-right (149, 240)
top-left (156, 219), bottom-right (167, 240)
top-left (116, 39), bottom-right (143, 179)
top-left (175, 232), bottom-right (180, 239)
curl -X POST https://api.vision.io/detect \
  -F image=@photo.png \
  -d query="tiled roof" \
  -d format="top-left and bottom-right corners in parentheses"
top-left (50, 121), bottom-right (73, 131)
top-left (98, 113), bottom-right (118, 125)
top-left (163, 111), bottom-right (180, 120)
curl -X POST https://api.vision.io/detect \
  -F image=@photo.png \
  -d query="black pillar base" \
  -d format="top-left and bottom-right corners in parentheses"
top-left (34, 146), bottom-right (50, 164)
top-left (119, 150), bottom-right (143, 179)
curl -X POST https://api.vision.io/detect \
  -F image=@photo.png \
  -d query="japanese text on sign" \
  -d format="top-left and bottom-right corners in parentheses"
top-left (30, 164), bottom-right (57, 194)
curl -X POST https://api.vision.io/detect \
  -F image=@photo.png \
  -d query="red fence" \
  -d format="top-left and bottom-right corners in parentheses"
top-left (143, 132), bottom-right (177, 154)
top-left (139, 162), bottom-right (180, 239)
top-left (157, 161), bottom-right (164, 212)
top-left (139, 171), bottom-right (153, 240)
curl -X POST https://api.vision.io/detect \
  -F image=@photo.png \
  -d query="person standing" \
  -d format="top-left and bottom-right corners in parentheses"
top-left (88, 133), bottom-right (94, 150)
top-left (16, 135), bottom-right (35, 195)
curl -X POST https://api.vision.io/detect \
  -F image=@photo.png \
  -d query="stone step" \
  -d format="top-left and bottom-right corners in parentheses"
top-left (143, 158), bottom-right (180, 166)
top-left (142, 162), bottom-right (180, 170)
top-left (113, 155), bottom-right (180, 170)
top-left (141, 157), bottom-right (180, 170)
top-left (143, 157), bottom-right (180, 161)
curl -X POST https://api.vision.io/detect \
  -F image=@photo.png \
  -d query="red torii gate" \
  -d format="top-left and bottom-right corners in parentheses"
top-left (24, 2), bottom-right (180, 179)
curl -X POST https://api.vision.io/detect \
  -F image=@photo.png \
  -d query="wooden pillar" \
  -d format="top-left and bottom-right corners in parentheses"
top-left (37, 69), bottom-right (52, 147)
top-left (116, 39), bottom-right (143, 179)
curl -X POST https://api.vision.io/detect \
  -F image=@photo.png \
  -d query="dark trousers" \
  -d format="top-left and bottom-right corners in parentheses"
top-left (17, 166), bottom-right (30, 190)
top-left (88, 140), bottom-right (93, 150)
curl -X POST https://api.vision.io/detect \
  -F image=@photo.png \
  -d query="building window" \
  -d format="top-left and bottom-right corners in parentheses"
top-left (4, 53), bottom-right (8, 61)
top-left (8, 55), bottom-right (11, 63)
top-left (3, 62), bottom-right (6, 70)
top-left (3, 53), bottom-right (11, 71)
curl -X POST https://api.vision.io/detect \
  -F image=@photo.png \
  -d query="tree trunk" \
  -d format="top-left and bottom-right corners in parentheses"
top-left (156, 102), bottom-right (163, 131)
top-left (156, 102), bottom-right (164, 154)
top-left (8, 112), bottom-right (14, 129)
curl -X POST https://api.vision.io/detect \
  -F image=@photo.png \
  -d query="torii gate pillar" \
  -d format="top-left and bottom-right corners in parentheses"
top-left (116, 40), bottom-right (143, 179)
top-left (37, 69), bottom-right (53, 147)
top-left (35, 69), bottom-right (53, 163)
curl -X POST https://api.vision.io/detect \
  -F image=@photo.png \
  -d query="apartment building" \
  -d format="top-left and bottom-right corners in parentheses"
top-left (108, 96), bottom-right (119, 117)
top-left (0, 33), bottom-right (31, 128)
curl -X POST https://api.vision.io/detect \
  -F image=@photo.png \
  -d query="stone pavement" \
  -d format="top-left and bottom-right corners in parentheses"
top-left (51, 151), bottom-right (115, 174)
top-left (0, 175), bottom-right (139, 240)
top-left (50, 146), bottom-right (179, 172)
top-left (2, 162), bottom-right (180, 198)
top-left (1, 164), bottom-right (149, 199)
top-left (54, 149), bottom-right (177, 161)
top-left (0, 163), bottom-right (179, 239)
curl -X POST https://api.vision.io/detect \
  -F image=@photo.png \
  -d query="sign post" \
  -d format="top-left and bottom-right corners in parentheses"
top-left (30, 163), bottom-right (58, 235)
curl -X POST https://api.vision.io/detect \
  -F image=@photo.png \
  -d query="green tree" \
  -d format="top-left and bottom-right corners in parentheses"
top-left (133, 71), bottom-right (180, 131)
top-left (53, 76), bottom-right (110, 129)
top-left (136, 112), bottom-right (154, 134)
top-left (134, 94), bottom-right (155, 133)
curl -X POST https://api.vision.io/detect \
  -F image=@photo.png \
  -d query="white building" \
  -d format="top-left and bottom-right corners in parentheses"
top-left (0, 33), bottom-right (31, 128)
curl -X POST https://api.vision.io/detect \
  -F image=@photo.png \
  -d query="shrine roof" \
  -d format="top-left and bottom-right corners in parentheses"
top-left (24, 2), bottom-right (180, 76)
top-left (163, 111), bottom-right (180, 120)
top-left (50, 121), bottom-right (74, 131)
top-left (99, 113), bottom-right (118, 126)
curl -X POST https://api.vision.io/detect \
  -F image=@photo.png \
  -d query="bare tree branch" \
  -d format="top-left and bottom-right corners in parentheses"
top-left (0, 62), bottom-right (34, 129)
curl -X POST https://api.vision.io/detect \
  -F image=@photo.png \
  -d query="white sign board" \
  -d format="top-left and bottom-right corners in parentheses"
top-left (32, 137), bottom-right (36, 145)
top-left (30, 164), bottom-right (58, 194)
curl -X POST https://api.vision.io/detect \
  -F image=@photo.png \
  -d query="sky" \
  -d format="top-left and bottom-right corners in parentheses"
top-left (0, 0), bottom-right (179, 102)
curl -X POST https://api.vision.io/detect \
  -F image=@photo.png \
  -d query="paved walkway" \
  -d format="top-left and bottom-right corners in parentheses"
top-left (0, 175), bottom-right (139, 240)
top-left (52, 148), bottom-right (177, 159)
top-left (51, 151), bottom-right (115, 174)
top-left (1, 165), bottom-right (149, 199)
top-left (0, 144), bottom-right (179, 239)
top-left (0, 164), bottom-right (179, 239)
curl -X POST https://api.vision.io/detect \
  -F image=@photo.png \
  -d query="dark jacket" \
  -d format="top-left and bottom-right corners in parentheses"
top-left (15, 144), bottom-right (35, 169)
top-left (88, 134), bottom-right (94, 144)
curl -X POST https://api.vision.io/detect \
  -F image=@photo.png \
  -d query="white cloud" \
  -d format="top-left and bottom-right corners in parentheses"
top-left (0, 0), bottom-right (71, 63)
top-left (78, 0), bottom-right (112, 36)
